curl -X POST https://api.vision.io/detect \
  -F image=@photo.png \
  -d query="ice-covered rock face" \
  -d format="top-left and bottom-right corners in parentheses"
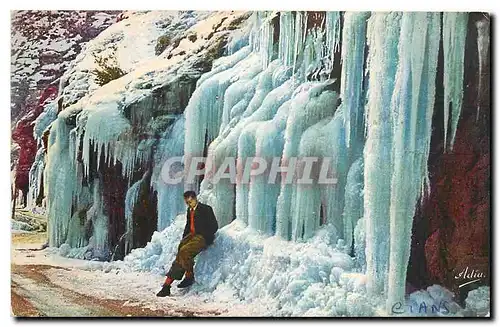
top-left (178, 11), bottom-right (484, 315)
top-left (42, 11), bottom-right (252, 259)
top-left (11, 10), bottom-right (119, 123)
top-left (407, 14), bottom-right (490, 297)
top-left (11, 10), bottom-right (119, 209)
top-left (58, 11), bottom-right (211, 110)
top-left (12, 86), bottom-right (58, 207)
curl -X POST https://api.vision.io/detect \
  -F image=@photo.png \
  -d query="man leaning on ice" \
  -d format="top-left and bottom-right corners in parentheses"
top-left (156, 191), bottom-right (218, 297)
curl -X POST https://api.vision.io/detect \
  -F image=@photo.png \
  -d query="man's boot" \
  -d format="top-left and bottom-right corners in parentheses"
top-left (156, 284), bottom-right (171, 297)
top-left (177, 272), bottom-right (195, 288)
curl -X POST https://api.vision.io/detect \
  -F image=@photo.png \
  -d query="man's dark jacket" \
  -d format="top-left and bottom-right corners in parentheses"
top-left (183, 202), bottom-right (219, 245)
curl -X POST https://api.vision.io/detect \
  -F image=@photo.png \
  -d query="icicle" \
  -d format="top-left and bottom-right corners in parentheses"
top-left (259, 12), bottom-right (275, 69)
top-left (87, 178), bottom-right (109, 260)
top-left (247, 101), bottom-right (290, 234)
top-left (275, 81), bottom-right (337, 240)
top-left (208, 73), bottom-right (295, 227)
top-left (476, 18), bottom-right (490, 120)
top-left (82, 103), bottom-right (131, 179)
top-left (386, 12), bottom-right (440, 312)
top-left (68, 127), bottom-right (78, 166)
top-left (363, 12), bottom-right (401, 295)
top-left (291, 90), bottom-right (343, 242)
top-left (33, 101), bottom-right (57, 145)
top-left (237, 127), bottom-right (256, 227)
top-left (248, 12), bottom-right (260, 52)
top-left (45, 116), bottom-right (77, 247)
top-left (302, 28), bottom-right (325, 81)
top-left (292, 12), bottom-right (305, 75)
top-left (342, 157), bottom-right (364, 251)
top-left (124, 175), bottom-right (144, 254)
top-left (341, 12), bottom-right (370, 148)
top-left (325, 12), bottom-right (341, 72)
top-left (442, 13), bottom-right (468, 151)
top-left (219, 64), bottom-right (262, 133)
top-left (292, 106), bottom-right (346, 242)
top-left (183, 49), bottom-right (258, 191)
top-left (354, 218), bottom-right (367, 270)
top-left (27, 149), bottom-right (46, 209)
top-left (278, 12), bottom-right (295, 67)
top-left (231, 64), bottom-right (291, 226)
top-left (152, 117), bottom-right (186, 231)
top-left (66, 180), bottom-right (90, 249)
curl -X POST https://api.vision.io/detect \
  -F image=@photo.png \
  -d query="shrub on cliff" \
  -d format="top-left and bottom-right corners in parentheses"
top-left (91, 53), bottom-right (126, 86)
top-left (155, 34), bottom-right (171, 55)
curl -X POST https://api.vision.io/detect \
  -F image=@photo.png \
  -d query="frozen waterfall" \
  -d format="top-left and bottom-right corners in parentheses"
top-left (39, 11), bottom-right (473, 315)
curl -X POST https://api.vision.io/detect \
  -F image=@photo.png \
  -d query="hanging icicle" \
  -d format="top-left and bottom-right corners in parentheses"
top-left (325, 11), bottom-right (341, 73)
top-left (259, 11), bottom-right (275, 69)
top-left (340, 12), bottom-right (370, 149)
top-left (278, 12), bottom-right (295, 67)
top-left (476, 18), bottom-right (490, 121)
top-left (363, 11), bottom-right (401, 295)
top-left (442, 12), bottom-right (468, 151)
top-left (386, 12), bottom-right (441, 312)
top-left (292, 11), bottom-right (306, 76)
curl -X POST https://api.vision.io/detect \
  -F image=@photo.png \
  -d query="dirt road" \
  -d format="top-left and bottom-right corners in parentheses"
top-left (11, 263), bottom-right (172, 317)
top-left (11, 232), bottom-right (222, 318)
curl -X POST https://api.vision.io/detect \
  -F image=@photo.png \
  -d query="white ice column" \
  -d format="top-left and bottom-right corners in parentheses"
top-left (442, 13), bottom-right (468, 150)
top-left (363, 12), bottom-right (401, 295)
top-left (386, 12), bottom-right (441, 310)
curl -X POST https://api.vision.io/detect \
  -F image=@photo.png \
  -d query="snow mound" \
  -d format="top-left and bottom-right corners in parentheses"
top-left (405, 285), bottom-right (462, 317)
top-left (465, 286), bottom-right (490, 316)
top-left (120, 214), bottom-right (384, 316)
top-left (11, 220), bottom-right (35, 232)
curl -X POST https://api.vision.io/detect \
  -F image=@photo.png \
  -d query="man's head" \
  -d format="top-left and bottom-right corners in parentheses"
top-left (183, 191), bottom-right (198, 209)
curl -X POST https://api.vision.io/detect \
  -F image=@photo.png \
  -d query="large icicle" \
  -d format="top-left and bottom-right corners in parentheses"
top-left (232, 61), bottom-right (291, 225)
top-left (302, 28), bottom-right (326, 81)
top-left (442, 13), bottom-right (468, 151)
top-left (258, 12), bottom-right (275, 70)
top-left (342, 156), bottom-right (364, 251)
top-left (247, 101), bottom-right (291, 234)
top-left (183, 48), bottom-right (258, 191)
top-left (27, 149), bottom-right (46, 209)
top-left (80, 102), bottom-right (132, 179)
top-left (45, 115), bottom-right (77, 247)
top-left (476, 18), bottom-right (490, 120)
top-left (325, 12), bottom-right (341, 73)
top-left (278, 12), bottom-right (295, 67)
top-left (275, 81), bottom-right (336, 240)
top-left (293, 103), bottom-right (345, 242)
top-left (66, 183), bottom-right (91, 248)
top-left (124, 175), bottom-right (144, 254)
top-left (87, 178), bottom-right (110, 260)
top-left (341, 12), bottom-right (370, 149)
top-left (387, 12), bottom-right (441, 311)
top-left (363, 12), bottom-right (401, 295)
top-left (292, 11), bottom-right (306, 75)
top-left (153, 117), bottom-right (186, 231)
top-left (206, 70), bottom-right (295, 227)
